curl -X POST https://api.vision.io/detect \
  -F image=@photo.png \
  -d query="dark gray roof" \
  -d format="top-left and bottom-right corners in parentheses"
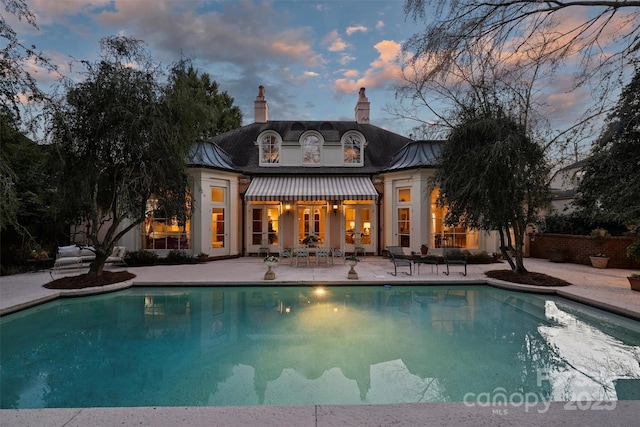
top-left (559, 158), bottom-right (590, 171)
top-left (197, 121), bottom-right (413, 175)
top-left (385, 140), bottom-right (443, 172)
top-left (187, 139), bottom-right (236, 171)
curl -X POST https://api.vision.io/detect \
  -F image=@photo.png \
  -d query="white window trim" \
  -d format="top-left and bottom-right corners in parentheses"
top-left (299, 130), bottom-right (324, 166)
top-left (257, 131), bottom-right (282, 166)
top-left (341, 132), bottom-right (365, 166)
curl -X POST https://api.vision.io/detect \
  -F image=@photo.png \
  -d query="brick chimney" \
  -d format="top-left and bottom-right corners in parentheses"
top-left (254, 85), bottom-right (269, 123)
top-left (354, 87), bottom-right (370, 124)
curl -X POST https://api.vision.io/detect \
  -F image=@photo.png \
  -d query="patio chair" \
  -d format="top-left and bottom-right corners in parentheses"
top-left (331, 247), bottom-right (345, 265)
top-left (294, 247), bottom-right (310, 267)
top-left (354, 238), bottom-right (365, 258)
top-left (443, 246), bottom-right (467, 276)
top-left (316, 247), bottom-right (331, 266)
top-left (386, 245), bottom-right (412, 276)
top-left (258, 240), bottom-right (270, 258)
top-left (280, 247), bottom-right (293, 265)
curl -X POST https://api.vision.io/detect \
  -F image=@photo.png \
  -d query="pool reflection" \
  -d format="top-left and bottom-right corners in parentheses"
top-left (1, 286), bottom-right (639, 408)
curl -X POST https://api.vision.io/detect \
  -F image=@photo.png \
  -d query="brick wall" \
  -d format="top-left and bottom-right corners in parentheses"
top-left (530, 233), bottom-right (640, 269)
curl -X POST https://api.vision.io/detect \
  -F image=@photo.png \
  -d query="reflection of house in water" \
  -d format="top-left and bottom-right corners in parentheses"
top-left (132, 287), bottom-right (640, 405)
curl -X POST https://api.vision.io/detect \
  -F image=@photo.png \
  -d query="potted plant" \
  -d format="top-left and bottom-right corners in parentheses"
top-left (345, 254), bottom-right (360, 279)
top-left (197, 252), bottom-right (209, 263)
top-left (626, 239), bottom-right (640, 291)
top-left (302, 235), bottom-right (319, 247)
top-left (420, 244), bottom-right (429, 256)
top-left (263, 255), bottom-right (279, 280)
top-left (589, 253), bottom-right (609, 269)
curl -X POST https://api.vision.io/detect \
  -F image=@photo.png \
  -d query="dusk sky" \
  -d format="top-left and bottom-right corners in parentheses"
top-left (10, 0), bottom-right (629, 141)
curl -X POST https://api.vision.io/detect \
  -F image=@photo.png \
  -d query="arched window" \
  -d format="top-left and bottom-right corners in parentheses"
top-left (343, 133), bottom-right (363, 165)
top-left (301, 133), bottom-right (321, 165)
top-left (259, 133), bottom-right (280, 165)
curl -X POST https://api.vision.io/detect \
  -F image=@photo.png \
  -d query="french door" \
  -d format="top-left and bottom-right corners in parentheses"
top-left (344, 206), bottom-right (373, 253)
top-left (209, 185), bottom-right (229, 256)
top-left (297, 205), bottom-right (326, 245)
top-left (249, 206), bottom-right (279, 253)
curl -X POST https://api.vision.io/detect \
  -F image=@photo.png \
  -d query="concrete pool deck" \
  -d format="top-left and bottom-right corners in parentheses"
top-left (1, 256), bottom-right (639, 425)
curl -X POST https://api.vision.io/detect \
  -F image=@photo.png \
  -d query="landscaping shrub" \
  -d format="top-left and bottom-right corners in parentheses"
top-left (164, 250), bottom-right (198, 265)
top-left (543, 212), bottom-right (627, 236)
top-left (124, 250), bottom-right (159, 266)
top-left (465, 251), bottom-right (495, 264)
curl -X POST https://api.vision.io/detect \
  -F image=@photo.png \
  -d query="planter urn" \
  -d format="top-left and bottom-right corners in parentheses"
top-left (346, 259), bottom-right (359, 279)
top-left (589, 256), bottom-right (610, 269)
top-left (629, 276), bottom-right (640, 292)
top-left (264, 260), bottom-right (277, 280)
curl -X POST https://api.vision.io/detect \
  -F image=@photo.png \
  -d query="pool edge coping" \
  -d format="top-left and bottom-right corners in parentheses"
top-left (3, 278), bottom-right (638, 322)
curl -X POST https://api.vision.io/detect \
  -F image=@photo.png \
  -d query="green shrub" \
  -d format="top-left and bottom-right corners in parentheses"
top-left (124, 250), bottom-right (159, 266)
top-left (543, 212), bottom-right (627, 236)
top-left (627, 239), bottom-right (640, 261)
top-left (466, 251), bottom-right (495, 264)
top-left (164, 250), bottom-right (198, 265)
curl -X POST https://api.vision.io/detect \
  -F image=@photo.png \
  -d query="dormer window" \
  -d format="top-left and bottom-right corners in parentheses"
top-left (259, 133), bottom-right (280, 165)
top-left (343, 133), bottom-right (363, 165)
top-left (301, 132), bottom-right (322, 165)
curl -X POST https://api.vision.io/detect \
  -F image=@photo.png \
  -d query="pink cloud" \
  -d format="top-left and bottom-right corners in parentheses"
top-left (346, 25), bottom-right (368, 36)
top-left (333, 40), bottom-right (402, 95)
top-left (322, 30), bottom-right (348, 52)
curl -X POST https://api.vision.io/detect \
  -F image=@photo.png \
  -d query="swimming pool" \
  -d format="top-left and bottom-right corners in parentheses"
top-left (1, 285), bottom-right (639, 409)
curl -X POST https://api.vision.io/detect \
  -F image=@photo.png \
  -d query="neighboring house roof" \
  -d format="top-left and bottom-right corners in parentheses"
top-left (558, 158), bottom-right (590, 172)
top-left (187, 139), bottom-right (236, 171)
top-left (200, 121), bottom-right (413, 175)
top-left (385, 140), bottom-right (443, 172)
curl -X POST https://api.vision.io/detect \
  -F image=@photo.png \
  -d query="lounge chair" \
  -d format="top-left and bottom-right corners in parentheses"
top-left (386, 245), bottom-right (412, 276)
top-left (53, 245), bottom-right (83, 272)
top-left (443, 247), bottom-right (467, 276)
top-left (105, 246), bottom-right (127, 266)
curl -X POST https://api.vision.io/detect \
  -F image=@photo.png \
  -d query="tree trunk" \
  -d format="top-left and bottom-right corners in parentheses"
top-left (87, 248), bottom-right (110, 277)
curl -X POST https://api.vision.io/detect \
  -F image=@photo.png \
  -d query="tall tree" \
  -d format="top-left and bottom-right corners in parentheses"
top-left (1, 0), bottom-right (55, 232)
top-left (48, 36), bottom-right (240, 277)
top-left (166, 64), bottom-right (242, 139)
top-left (574, 68), bottom-right (640, 225)
top-left (435, 105), bottom-right (550, 273)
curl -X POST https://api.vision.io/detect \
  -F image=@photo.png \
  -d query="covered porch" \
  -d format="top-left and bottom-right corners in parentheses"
top-left (244, 176), bottom-right (379, 256)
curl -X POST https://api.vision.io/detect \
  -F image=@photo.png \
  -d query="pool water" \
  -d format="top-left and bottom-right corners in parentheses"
top-left (1, 285), bottom-right (639, 408)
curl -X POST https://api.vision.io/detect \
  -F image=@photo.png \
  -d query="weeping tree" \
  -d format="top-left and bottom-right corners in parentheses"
top-left (47, 36), bottom-right (235, 277)
top-left (435, 105), bottom-right (550, 273)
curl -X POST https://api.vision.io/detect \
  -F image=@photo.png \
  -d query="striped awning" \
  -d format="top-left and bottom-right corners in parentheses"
top-left (245, 176), bottom-right (378, 201)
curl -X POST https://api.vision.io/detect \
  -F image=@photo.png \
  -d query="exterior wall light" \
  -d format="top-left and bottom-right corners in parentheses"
top-left (332, 203), bottom-right (338, 215)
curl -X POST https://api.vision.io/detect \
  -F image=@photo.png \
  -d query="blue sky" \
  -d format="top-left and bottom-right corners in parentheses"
top-left (13, 0), bottom-right (424, 136)
top-left (10, 0), bottom-right (630, 141)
